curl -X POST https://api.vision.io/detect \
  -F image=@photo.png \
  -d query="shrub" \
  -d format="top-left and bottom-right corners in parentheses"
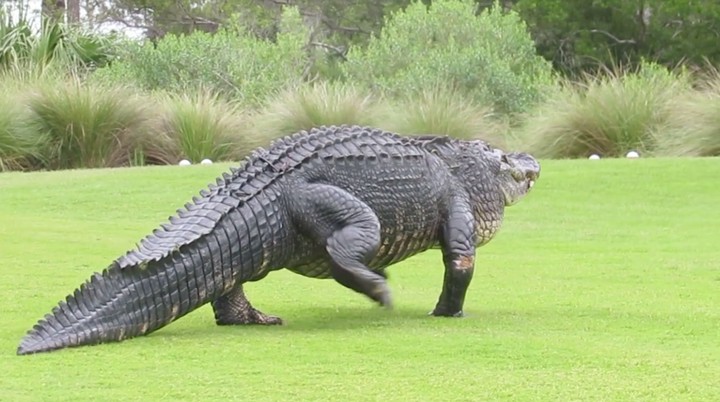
top-left (21, 81), bottom-right (148, 169)
top-left (147, 91), bottom-right (251, 164)
top-left (91, 7), bottom-right (309, 105)
top-left (251, 81), bottom-right (380, 140)
top-left (1, 10), bottom-right (112, 80)
top-left (377, 85), bottom-right (508, 147)
top-left (518, 62), bottom-right (691, 158)
top-left (654, 71), bottom-right (720, 157)
top-left (0, 84), bottom-right (40, 171)
top-left (341, 0), bottom-right (554, 115)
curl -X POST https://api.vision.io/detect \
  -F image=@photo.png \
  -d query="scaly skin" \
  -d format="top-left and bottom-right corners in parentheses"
top-left (17, 125), bottom-right (540, 355)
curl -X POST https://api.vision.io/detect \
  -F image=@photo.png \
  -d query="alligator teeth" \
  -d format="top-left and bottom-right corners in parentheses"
top-left (529, 180), bottom-right (535, 188)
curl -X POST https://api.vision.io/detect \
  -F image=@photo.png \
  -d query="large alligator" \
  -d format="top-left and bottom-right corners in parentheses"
top-left (17, 125), bottom-right (540, 355)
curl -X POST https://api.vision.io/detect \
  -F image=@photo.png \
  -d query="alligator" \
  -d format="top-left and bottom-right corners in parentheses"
top-left (17, 125), bottom-right (540, 355)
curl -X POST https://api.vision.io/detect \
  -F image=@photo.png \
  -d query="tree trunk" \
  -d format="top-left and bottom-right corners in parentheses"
top-left (67, 0), bottom-right (80, 24)
top-left (42, 0), bottom-right (65, 24)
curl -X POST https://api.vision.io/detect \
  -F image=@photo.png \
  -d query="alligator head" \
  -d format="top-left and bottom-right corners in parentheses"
top-left (412, 135), bottom-right (540, 206)
top-left (495, 151), bottom-right (540, 206)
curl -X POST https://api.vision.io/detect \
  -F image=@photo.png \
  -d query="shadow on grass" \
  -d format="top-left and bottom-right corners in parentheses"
top-left (144, 301), bottom-right (717, 344)
top-left (142, 305), bottom-right (451, 341)
top-left (143, 304), bottom-right (546, 343)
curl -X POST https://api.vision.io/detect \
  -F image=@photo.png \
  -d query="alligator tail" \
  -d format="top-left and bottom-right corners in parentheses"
top-left (17, 170), bottom-right (283, 355)
top-left (17, 247), bottom-right (230, 355)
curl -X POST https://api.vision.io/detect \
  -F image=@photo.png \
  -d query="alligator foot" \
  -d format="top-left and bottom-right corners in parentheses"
top-left (212, 285), bottom-right (283, 326)
top-left (429, 308), bottom-right (464, 317)
top-left (216, 306), bottom-right (283, 326)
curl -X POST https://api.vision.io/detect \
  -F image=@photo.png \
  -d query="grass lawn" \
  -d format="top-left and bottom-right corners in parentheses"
top-left (1, 158), bottom-right (719, 401)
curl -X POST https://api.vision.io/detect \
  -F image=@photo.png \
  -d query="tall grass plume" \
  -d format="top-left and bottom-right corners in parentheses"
top-left (518, 63), bottom-right (690, 158)
top-left (251, 82), bottom-right (380, 141)
top-left (22, 81), bottom-right (148, 169)
top-left (149, 91), bottom-right (250, 164)
top-left (654, 69), bottom-right (720, 156)
top-left (0, 85), bottom-right (40, 171)
top-left (378, 86), bottom-right (508, 148)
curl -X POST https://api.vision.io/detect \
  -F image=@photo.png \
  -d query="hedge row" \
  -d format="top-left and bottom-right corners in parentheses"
top-left (1, 1), bottom-right (719, 171)
top-left (0, 80), bottom-right (504, 171)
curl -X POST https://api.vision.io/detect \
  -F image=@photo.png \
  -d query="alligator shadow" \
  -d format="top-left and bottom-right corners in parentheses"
top-left (149, 305), bottom-right (443, 340)
top-left (276, 306), bottom-right (433, 332)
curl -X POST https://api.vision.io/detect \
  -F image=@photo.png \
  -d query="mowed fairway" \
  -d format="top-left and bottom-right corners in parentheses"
top-left (1, 158), bottom-right (719, 401)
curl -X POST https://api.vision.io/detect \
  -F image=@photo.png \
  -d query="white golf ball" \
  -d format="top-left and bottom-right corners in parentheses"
top-left (178, 159), bottom-right (192, 166)
top-left (589, 154), bottom-right (600, 160)
top-left (626, 151), bottom-right (640, 158)
top-left (200, 158), bottom-right (213, 165)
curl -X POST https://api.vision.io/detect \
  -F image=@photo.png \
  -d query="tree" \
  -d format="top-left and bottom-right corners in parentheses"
top-left (507, 0), bottom-right (720, 74)
top-left (92, 0), bottom-right (226, 39)
top-left (90, 0), bottom-right (411, 45)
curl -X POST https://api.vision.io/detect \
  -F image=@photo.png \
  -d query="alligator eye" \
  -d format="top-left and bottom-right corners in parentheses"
top-left (501, 154), bottom-right (509, 164)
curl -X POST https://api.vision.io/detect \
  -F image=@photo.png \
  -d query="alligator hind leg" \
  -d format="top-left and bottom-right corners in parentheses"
top-left (327, 216), bottom-right (390, 307)
top-left (212, 285), bottom-right (282, 325)
top-left (290, 183), bottom-right (391, 307)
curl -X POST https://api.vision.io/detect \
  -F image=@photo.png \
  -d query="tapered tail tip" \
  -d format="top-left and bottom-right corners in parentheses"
top-left (18, 338), bottom-right (45, 355)
top-left (17, 333), bottom-right (63, 355)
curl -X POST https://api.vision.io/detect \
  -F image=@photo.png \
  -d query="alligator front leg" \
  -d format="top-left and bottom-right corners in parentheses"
top-left (432, 194), bottom-right (476, 317)
top-left (212, 285), bottom-right (283, 325)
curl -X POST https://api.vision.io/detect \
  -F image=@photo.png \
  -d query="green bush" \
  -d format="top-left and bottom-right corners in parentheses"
top-left (377, 85), bottom-right (508, 147)
top-left (20, 81), bottom-right (148, 169)
top-left (251, 81), bottom-right (381, 140)
top-left (341, 0), bottom-right (554, 115)
top-left (148, 91), bottom-right (251, 164)
top-left (91, 7), bottom-right (309, 105)
top-left (1, 11), bottom-right (112, 80)
top-left (518, 62), bottom-right (691, 158)
top-left (0, 84), bottom-right (40, 171)
top-left (654, 71), bottom-right (720, 157)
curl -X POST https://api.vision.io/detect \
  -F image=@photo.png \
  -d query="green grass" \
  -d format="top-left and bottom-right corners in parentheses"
top-left (1, 158), bottom-right (719, 401)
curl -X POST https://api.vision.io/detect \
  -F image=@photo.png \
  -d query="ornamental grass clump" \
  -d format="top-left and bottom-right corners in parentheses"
top-left (0, 84), bottom-right (39, 171)
top-left (22, 81), bottom-right (148, 169)
top-left (519, 62), bottom-right (690, 158)
top-left (377, 85), bottom-right (508, 148)
top-left (653, 70), bottom-right (720, 157)
top-left (251, 82), bottom-right (380, 140)
top-left (149, 91), bottom-right (250, 164)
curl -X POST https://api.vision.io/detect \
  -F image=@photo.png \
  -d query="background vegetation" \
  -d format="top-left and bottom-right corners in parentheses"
top-left (0, 0), bottom-right (719, 172)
